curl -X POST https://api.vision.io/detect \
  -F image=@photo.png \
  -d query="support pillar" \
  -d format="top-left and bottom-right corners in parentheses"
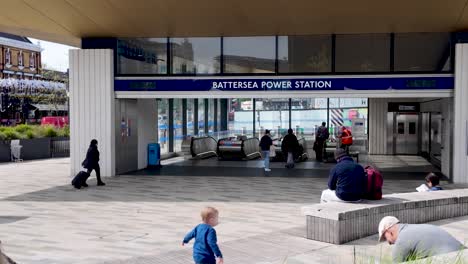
top-left (453, 44), bottom-right (468, 183)
top-left (69, 49), bottom-right (115, 177)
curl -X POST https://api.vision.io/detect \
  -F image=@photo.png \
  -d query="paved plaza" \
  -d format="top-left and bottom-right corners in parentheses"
top-left (0, 158), bottom-right (467, 264)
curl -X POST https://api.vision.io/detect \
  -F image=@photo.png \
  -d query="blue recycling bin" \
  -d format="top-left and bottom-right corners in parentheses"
top-left (147, 143), bottom-right (161, 168)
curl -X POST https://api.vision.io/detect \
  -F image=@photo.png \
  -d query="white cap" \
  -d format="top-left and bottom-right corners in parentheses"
top-left (378, 216), bottom-right (400, 242)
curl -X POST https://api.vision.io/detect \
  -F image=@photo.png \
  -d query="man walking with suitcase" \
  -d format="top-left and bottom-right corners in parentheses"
top-left (80, 139), bottom-right (105, 187)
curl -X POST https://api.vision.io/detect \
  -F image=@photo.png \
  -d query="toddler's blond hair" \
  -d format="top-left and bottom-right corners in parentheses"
top-left (201, 207), bottom-right (219, 222)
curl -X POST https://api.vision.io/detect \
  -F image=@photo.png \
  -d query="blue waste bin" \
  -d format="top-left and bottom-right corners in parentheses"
top-left (148, 143), bottom-right (161, 168)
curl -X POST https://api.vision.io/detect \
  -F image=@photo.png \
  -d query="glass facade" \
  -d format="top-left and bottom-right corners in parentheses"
top-left (117, 38), bottom-right (167, 74)
top-left (290, 98), bottom-right (328, 139)
top-left (278, 35), bottom-right (332, 73)
top-left (157, 99), bottom-right (169, 154)
top-left (198, 99), bottom-right (205, 136)
top-left (394, 33), bottom-right (451, 72)
top-left (116, 33), bottom-right (452, 76)
top-left (329, 98), bottom-right (368, 137)
top-left (173, 99), bottom-right (183, 152)
top-left (187, 99), bottom-right (195, 137)
top-left (223, 37), bottom-right (276, 74)
top-left (171, 37), bottom-right (221, 74)
top-left (255, 98), bottom-right (289, 138)
top-left (335, 34), bottom-right (390, 72)
top-left (156, 97), bottom-right (368, 153)
top-left (208, 99), bottom-right (215, 134)
top-left (229, 98), bottom-right (253, 136)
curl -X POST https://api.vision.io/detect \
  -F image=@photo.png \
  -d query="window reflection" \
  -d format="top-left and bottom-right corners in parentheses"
top-left (278, 35), bottom-right (332, 73)
top-left (395, 33), bottom-right (450, 72)
top-left (336, 34), bottom-right (390, 72)
top-left (223, 37), bottom-right (275, 73)
top-left (117, 38), bottom-right (167, 74)
top-left (171, 38), bottom-right (221, 74)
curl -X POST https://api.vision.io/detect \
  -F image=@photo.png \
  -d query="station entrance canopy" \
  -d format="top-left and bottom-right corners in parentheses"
top-left (2, 1), bottom-right (468, 47)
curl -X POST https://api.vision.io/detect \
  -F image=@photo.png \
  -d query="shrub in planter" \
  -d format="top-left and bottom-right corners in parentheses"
top-left (25, 130), bottom-right (35, 139)
top-left (15, 124), bottom-right (33, 134)
top-left (43, 126), bottom-right (58, 138)
top-left (3, 128), bottom-right (21, 140)
top-left (58, 125), bottom-right (69, 138)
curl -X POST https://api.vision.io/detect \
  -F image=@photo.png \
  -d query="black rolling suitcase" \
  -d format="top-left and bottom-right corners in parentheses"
top-left (72, 171), bottom-right (90, 189)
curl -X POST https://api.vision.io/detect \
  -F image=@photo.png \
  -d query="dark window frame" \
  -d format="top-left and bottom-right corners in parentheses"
top-left (114, 33), bottom-right (454, 77)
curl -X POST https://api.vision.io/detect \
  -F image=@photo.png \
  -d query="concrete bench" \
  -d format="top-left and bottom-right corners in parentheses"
top-left (301, 189), bottom-right (468, 244)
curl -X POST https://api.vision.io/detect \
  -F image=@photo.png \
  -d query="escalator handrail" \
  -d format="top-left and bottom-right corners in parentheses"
top-left (241, 137), bottom-right (260, 158)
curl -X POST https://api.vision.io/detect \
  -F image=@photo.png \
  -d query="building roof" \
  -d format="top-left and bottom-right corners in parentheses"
top-left (0, 32), bottom-right (32, 43)
top-left (0, 32), bottom-right (42, 52)
top-left (0, 1), bottom-right (466, 47)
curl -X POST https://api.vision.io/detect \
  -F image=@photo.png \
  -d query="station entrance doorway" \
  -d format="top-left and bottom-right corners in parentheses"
top-left (394, 113), bottom-right (419, 155)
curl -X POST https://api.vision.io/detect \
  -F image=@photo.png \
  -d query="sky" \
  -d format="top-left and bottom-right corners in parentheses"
top-left (28, 38), bottom-right (77, 72)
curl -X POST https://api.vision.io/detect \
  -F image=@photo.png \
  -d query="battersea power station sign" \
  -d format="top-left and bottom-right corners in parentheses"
top-left (211, 80), bottom-right (332, 89)
top-left (114, 76), bottom-right (453, 92)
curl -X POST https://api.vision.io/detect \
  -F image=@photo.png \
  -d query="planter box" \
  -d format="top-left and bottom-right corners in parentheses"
top-left (51, 137), bottom-right (70, 158)
top-left (0, 142), bottom-right (10, 162)
top-left (19, 138), bottom-right (51, 160)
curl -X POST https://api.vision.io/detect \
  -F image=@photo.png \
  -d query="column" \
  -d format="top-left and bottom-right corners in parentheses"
top-left (168, 99), bottom-right (174, 152)
top-left (137, 99), bottom-right (157, 169)
top-left (69, 49), bottom-right (115, 177)
top-left (453, 44), bottom-right (468, 183)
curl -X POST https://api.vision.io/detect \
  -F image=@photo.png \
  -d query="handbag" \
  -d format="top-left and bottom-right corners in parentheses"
top-left (269, 145), bottom-right (276, 157)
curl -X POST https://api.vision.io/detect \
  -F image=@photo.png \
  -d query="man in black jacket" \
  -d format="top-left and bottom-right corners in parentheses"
top-left (82, 139), bottom-right (106, 186)
top-left (315, 122), bottom-right (329, 162)
top-left (259, 130), bottom-right (273, 172)
top-left (281, 128), bottom-right (299, 169)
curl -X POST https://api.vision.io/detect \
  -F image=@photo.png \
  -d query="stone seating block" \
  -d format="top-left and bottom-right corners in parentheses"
top-left (302, 189), bottom-right (468, 244)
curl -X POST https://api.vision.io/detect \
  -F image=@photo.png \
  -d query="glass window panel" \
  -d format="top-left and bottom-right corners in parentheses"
top-left (224, 37), bottom-right (276, 74)
top-left (291, 98), bottom-right (328, 140)
top-left (217, 99), bottom-right (222, 132)
top-left (117, 38), bottom-right (167, 74)
top-left (157, 99), bottom-right (169, 154)
top-left (229, 98), bottom-right (253, 137)
top-left (395, 33), bottom-right (450, 72)
top-left (329, 98), bottom-right (368, 153)
top-left (255, 98), bottom-right (289, 138)
top-left (198, 99), bottom-right (205, 136)
top-left (336, 34), bottom-right (390, 72)
top-left (172, 99), bottom-right (183, 152)
top-left (208, 99), bottom-right (215, 134)
top-left (278, 35), bottom-right (332, 73)
top-left (187, 99), bottom-right (195, 137)
top-left (398, 123), bottom-right (405, 134)
top-left (329, 98), bottom-right (368, 108)
top-left (409, 122), bottom-right (416, 135)
top-left (171, 37), bottom-right (221, 74)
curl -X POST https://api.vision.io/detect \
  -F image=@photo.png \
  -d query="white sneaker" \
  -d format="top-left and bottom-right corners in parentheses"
top-left (264, 168), bottom-right (271, 172)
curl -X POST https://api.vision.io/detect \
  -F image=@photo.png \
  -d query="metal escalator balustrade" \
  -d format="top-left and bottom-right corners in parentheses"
top-left (190, 136), bottom-right (218, 159)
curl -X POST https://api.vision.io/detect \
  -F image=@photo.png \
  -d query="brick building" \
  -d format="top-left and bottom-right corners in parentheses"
top-left (0, 32), bottom-right (41, 80)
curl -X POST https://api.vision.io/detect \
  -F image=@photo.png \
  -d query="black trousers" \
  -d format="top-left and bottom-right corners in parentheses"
top-left (87, 164), bottom-right (103, 184)
top-left (315, 139), bottom-right (325, 161)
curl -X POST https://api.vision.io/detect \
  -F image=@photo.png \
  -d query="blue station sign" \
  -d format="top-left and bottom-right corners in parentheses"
top-left (114, 76), bottom-right (454, 92)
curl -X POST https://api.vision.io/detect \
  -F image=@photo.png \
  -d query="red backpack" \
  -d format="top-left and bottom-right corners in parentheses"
top-left (364, 166), bottom-right (383, 200)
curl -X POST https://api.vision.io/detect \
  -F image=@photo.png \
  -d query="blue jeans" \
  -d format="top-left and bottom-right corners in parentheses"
top-left (262, 151), bottom-right (270, 169)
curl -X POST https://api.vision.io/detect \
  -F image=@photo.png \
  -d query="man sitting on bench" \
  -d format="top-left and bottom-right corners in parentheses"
top-left (321, 148), bottom-right (366, 203)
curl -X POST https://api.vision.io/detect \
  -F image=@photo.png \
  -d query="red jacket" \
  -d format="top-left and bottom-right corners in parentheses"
top-left (341, 128), bottom-right (353, 145)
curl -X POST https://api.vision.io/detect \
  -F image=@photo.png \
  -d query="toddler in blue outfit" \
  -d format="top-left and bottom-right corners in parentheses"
top-left (182, 207), bottom-right (223, 264)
